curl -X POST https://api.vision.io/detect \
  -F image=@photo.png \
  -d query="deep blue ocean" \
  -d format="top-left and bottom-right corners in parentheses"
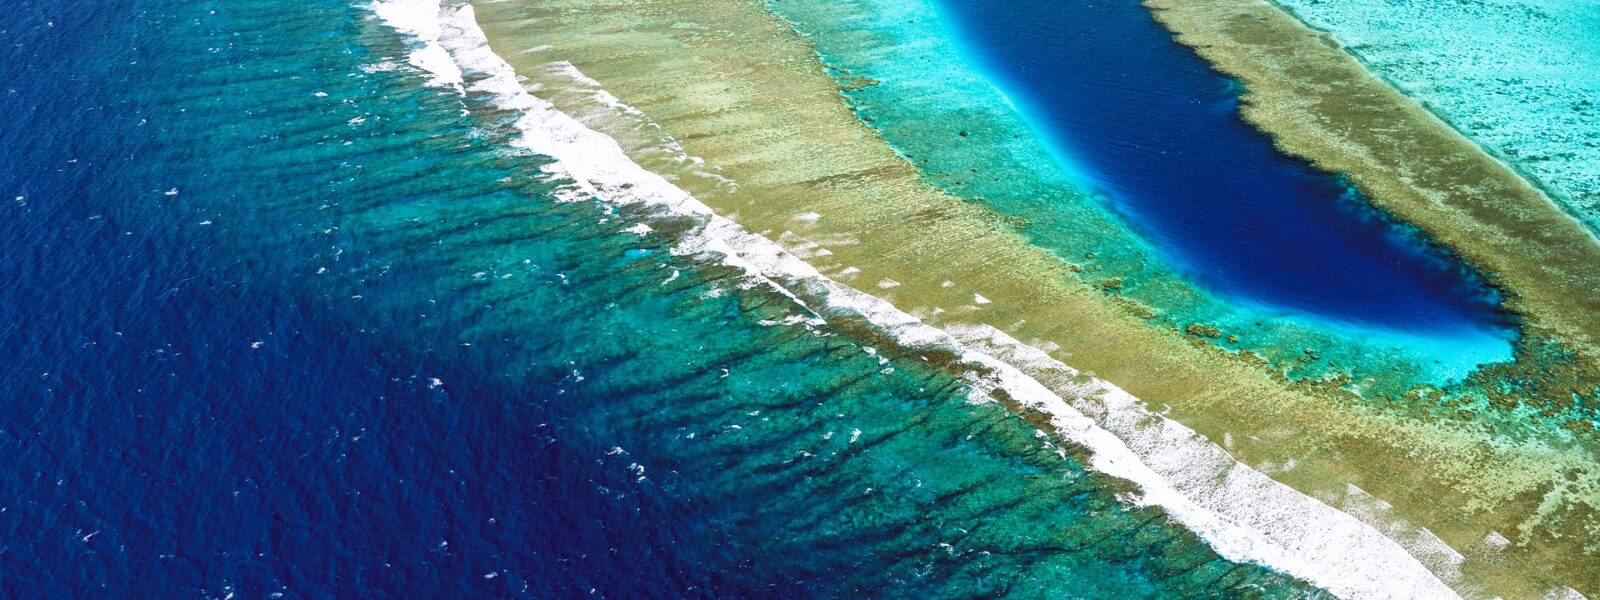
top-left (937, 0), bottom-right (1509, 335)
top-left (1, 0), bottom-right (1320, 597)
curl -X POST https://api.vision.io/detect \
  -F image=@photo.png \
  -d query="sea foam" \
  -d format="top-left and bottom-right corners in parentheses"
top-left (367, 1), bottom-right (1465, 597)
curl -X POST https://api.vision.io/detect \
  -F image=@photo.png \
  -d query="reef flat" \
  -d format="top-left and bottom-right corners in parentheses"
top-left (468, 0), bottom-right (1600, 595)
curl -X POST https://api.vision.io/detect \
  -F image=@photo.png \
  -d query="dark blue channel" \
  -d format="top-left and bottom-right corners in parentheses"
top-left (935, 0), bottom-right (1510, 334)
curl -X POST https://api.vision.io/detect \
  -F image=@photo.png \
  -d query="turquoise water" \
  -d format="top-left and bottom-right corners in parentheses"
top-left (766, 0), bottom-right (1517, 387)
top-left (1272, 0), bottom-right (1600, 234)
top-left (1, 0), bottom-right (1322, 595)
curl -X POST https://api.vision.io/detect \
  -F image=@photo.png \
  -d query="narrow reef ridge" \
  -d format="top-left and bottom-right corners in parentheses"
top-left (1144, 0), bottom-right (1600, 373)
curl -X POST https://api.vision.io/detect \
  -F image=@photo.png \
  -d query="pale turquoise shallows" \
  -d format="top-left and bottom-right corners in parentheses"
top-left (1272, 0), bottom-right (1600, 233)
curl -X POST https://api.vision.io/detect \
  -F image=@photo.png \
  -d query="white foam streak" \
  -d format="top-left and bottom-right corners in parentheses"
top-left (953, 325), bottom-right (1467, 599)
top-left (370, 2), bottom-right (1463, 598)
top-left (368, 0), bottom-right (464, 92)
top-left (542, 60), bottom-right (740, 193)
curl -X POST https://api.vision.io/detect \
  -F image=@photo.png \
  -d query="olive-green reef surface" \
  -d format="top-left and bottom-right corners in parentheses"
top-left (467, 0), bottom-right (1600, 596)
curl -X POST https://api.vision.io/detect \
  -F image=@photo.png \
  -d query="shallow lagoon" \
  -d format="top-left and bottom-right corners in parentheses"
top-left (936, 0), bottom-right (1508, 336)
top-left (768, 0), bottom-right (1517, 384)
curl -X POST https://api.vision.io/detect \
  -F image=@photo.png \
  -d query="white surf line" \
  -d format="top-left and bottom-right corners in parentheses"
top-left (542, 60), bottom-right (740, 194)
top-left (368, 2), bottom-right (1463, 598)
top-left (947, 324), bottom-right (1472, 593)
top-left (367, 0), bottom-right (465, 93)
